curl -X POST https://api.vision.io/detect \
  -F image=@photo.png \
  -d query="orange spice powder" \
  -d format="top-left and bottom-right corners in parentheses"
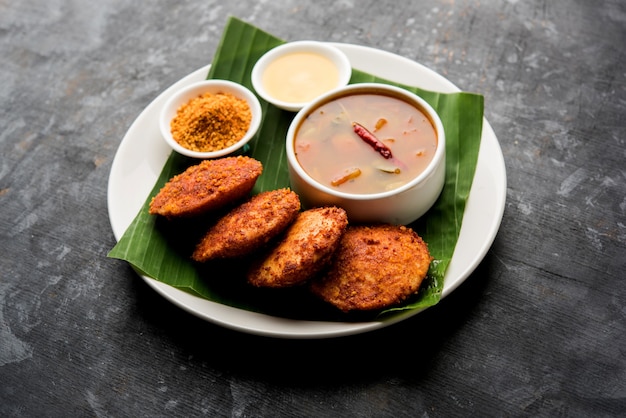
top-left (170, 92), bottom-right (252, 152)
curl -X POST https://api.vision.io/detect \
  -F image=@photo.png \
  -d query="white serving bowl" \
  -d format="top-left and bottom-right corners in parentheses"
top-left (160, 79), bottom-right (262, 159)
top-left (251, 41), bottom-right (352, 112)
top-left (286, 83), bottom-right (446, 225)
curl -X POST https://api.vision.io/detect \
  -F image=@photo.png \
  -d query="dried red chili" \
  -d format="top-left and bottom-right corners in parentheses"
top-left (352, 122), bottom-right (393, 159)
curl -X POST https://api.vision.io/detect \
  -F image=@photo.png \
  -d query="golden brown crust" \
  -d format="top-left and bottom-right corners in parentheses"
top-left (148, 156), bottom-right (263, 218)
top-left (192, 188), bottom-right (300, 261)
top-left (310, 224), bottom-right (432, 312)
top-left (247, 207), bottom-right (348, 288)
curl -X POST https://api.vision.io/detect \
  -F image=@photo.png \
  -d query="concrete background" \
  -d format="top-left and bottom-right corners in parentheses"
top-left (1, 1), bottom-right (625, 416)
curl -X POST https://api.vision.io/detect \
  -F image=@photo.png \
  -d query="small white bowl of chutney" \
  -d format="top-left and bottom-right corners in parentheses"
top-left (251, 41), bottom-right (352, 112)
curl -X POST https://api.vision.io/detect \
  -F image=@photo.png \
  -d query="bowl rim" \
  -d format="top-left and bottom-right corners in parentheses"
top-left (251, 40), bottom-right (352, 112)
top-left (286, 82), bottom-right (446, 200)
top-left (159, 79), bottom-right (262, 159)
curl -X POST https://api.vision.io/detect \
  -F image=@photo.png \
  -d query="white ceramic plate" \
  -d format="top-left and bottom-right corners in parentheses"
top-left (107, 43), bottom-right (507, 339)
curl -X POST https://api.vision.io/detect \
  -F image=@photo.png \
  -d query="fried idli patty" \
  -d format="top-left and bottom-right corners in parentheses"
top-left (192, 188), bottom-right (300, 261)
top-left (149, 156), bottom-right (263, 218)
top-left (310, 224), bottom-right (432, 312)
top-left (247, 206), bottom-right (348, 288)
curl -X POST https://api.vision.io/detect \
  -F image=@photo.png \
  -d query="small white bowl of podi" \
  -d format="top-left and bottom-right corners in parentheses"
top-left (251, 41), bottom-right (352, 112)
top-left (286, 83), bottom-right (446, 225)
top-left (160, 79), bottom-right (262, 159)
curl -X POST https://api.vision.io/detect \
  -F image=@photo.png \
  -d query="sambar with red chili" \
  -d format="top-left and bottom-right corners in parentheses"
top-left (293, 92), bottom-right (438, 194)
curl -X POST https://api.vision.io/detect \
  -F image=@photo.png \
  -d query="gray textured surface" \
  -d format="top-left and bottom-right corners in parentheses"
top-left (1, 1), bottom-right (625, 416)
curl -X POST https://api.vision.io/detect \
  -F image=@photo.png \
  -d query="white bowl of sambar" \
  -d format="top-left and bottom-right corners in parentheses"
top-left (286, 83), bottom-right (446, 225)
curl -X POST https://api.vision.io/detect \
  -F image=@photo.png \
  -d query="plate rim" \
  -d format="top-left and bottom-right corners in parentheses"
top-left (107, 42), bottom-right (506, 339)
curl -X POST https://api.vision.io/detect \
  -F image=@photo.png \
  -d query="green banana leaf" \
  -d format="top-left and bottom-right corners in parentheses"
top-left (108, 17), bottom-right (484, 321)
